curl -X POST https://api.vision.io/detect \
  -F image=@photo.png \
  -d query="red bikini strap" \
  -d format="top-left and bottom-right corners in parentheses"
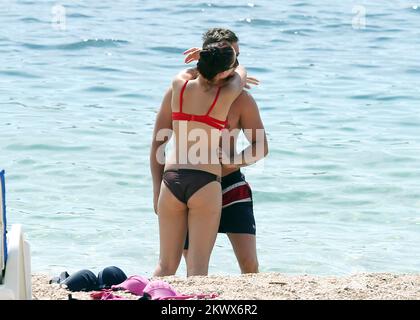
top-left (179, 80), bottom-right (189, 112)
top-left (206, 87), bottom-right (222, 116)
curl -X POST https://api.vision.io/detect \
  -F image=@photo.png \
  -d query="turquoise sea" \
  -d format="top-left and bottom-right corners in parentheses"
top-left (1, 0), bottom-right (419, 276)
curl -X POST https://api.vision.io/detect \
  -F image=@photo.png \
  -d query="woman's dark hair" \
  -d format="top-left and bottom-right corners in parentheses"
top-left (197, 42), bottom-right (235, 82)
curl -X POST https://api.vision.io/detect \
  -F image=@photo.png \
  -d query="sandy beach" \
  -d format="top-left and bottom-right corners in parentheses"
top-left (31, 273), bottom-right (420, 300)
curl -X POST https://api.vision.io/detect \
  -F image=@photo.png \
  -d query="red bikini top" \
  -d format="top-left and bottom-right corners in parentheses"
top-left (172, 80), bottom-right (227, 130)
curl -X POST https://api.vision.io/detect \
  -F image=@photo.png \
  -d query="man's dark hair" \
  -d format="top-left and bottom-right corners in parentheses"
top-left (202, 28), bottom-right (239, 47)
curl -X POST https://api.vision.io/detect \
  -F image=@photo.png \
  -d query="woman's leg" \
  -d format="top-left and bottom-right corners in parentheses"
top-left (186, 181), bottom-right (222, 276)
top-left (153, 183), bottom-right (188, 276)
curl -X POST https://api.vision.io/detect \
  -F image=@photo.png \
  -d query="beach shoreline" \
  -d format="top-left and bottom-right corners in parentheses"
top-left (32, 272), bottom-right (420, 300)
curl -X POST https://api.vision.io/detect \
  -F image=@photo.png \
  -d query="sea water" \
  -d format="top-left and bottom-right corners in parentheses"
top-left (0, 0), bottom-right (419, 276)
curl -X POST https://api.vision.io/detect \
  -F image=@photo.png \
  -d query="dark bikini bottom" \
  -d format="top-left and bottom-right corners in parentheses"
top-left (163, 169), bottom-right (220, 204)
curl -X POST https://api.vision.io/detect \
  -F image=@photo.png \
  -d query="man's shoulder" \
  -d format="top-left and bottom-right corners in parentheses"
top-left (231, 90), bottom-right (258, 110)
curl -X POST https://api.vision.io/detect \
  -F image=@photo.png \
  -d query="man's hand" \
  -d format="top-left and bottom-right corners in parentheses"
top-left (218, 148), bottom-right (240, 170)
top-left (184, 47), bottom-right (201, 64)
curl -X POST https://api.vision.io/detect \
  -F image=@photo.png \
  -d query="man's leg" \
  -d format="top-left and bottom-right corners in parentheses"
top-left (227, 233), bottom-right (259, 274)
top-left (220, 170), bottom-right (257, 273)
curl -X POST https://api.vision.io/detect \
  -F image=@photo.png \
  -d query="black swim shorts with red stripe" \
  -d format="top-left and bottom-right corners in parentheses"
top-left (184, 170), bottom-right (256, 250)
top-left (219, 169), bottom-right (256, 235)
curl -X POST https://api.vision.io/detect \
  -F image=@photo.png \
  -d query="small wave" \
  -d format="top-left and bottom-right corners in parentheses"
top-left (20, 17), bottom-right (46, 23)
top-left (286, 65), bottom-right (310, 71)
top-left (349, 94), bottom-right (378, 100)
top-left (282, 29), bottom-right (314, 36)
top-left (237, 18), bottom-right (287, 27)
top-left (324, 23), bottom-right (347, 29)
top-left (368, 13), bottom-right (392, 18)
top-left (292, 106), bottom-right (317, 113)
top-left (62, 38), bottom-right (129, 50)
top-left (382, 28), bottom-right (404, 33)
top-left (260, 106), bottom-right (276, 111)
top-left (246, 66), bottom-right (271, 74)
top-left (84, 86), bottom-right (117, 93)
top-left (190, 3), bottom-right (259, 9)
top-left (150, 46), bottom-right (184, 54)
top-left (270, 38), bottom-right (291, 44)
top-left (330, 199), bottom-right (374, 206)
top-left (358, 26), bottom-right (385, 33)
top-left (397, 121), bottom-right (420, 128)
top-left (303, 47), bottom-right (332, 52)
top-left (350, 63), bottom-right (380, 69)
top-left (288, 14), bottom-right (318, 21)
top-left (388, 171), bottom-right (420, 178)
top-left (67, 13), bottom-right (93, 18)
top-left (6, 143), bottom-right (90, 152)
top-left (172, 9), bottom-right (205, 14)
top-left (118, 93), bottom-right (149, 99)
top-left (77, 65), bottom-right (128, 74)
top-left (17, 159), bottom-right (36, 165)
top-left (254, 190), bottom-right (321, 203)
top-left (405, 68), bottom-right (420, 74)
top-left (21, 39), bottom-right (129, 51)
top-left (375, 36), bottom-right (394, 42)
top-left (83, 104), bottom-right (104, 109)
top-left (291, 2), bottom-right (313, 7)
top-left (304, 163), bottom-right (342, 171)
top-left (0, 101), bottom-right (29, 108)
top-left (0, 70), bottom-right (41, 78)
top-left (142, 7), bottom-right (170, 13)
top-left (376, 95), bottom-right (415, 101)
top-left (339, 127), bottom-right (357, 132)
top-left (384, 156), bottom-right (418, 165)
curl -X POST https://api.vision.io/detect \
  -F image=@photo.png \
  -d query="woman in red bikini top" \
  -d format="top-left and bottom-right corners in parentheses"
top-left (154, 41), bottom-right (247, 277)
